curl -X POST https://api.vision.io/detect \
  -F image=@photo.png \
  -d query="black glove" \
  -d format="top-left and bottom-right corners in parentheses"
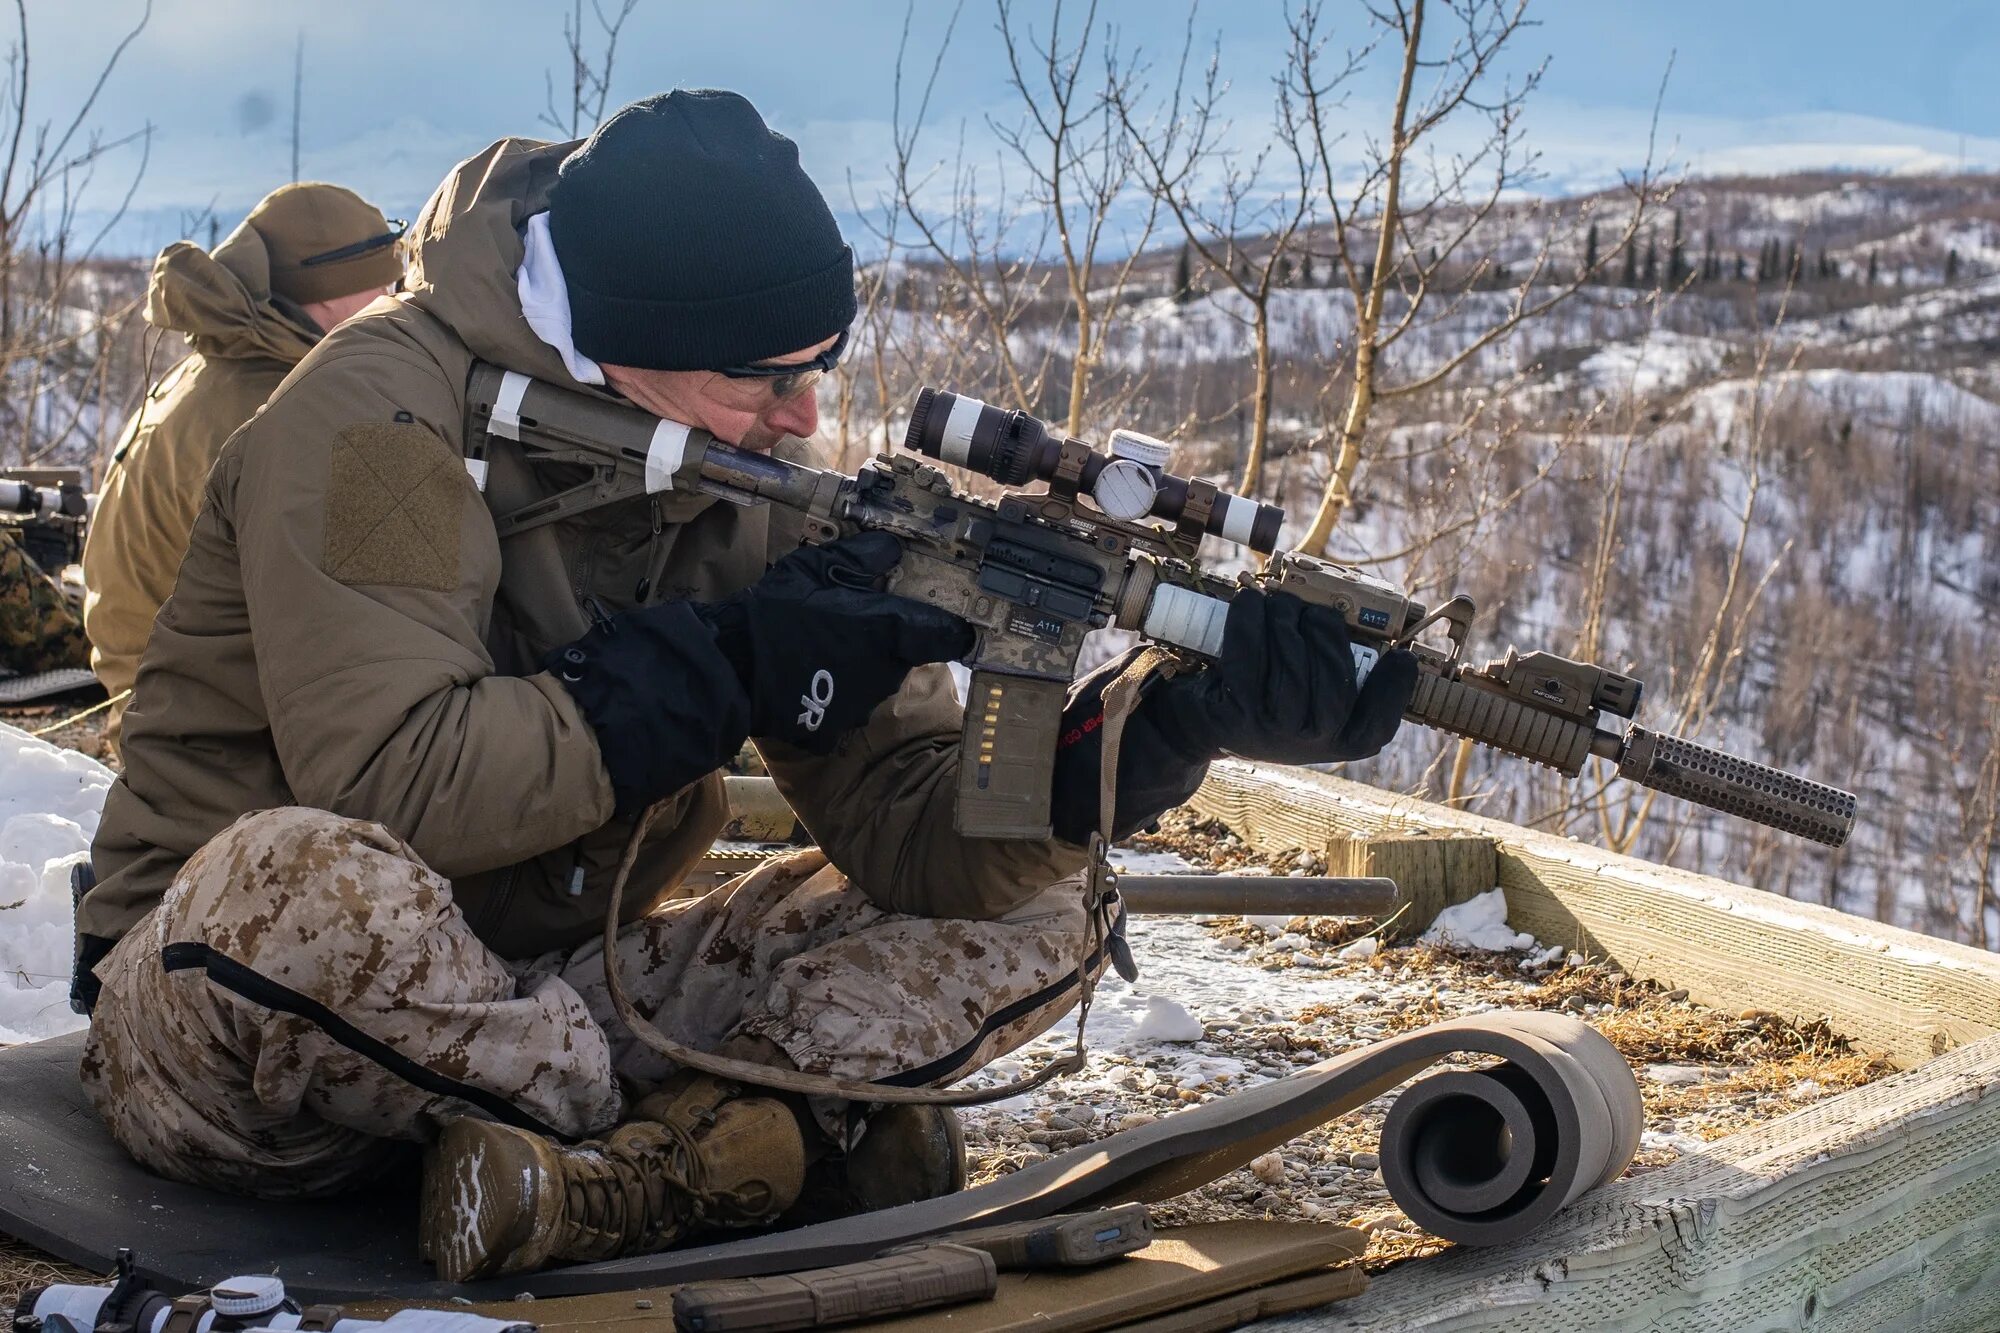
top-left (1048, 647), bottom-right (1212, 844)
top-left (1155, 587), bottom-right (1418, 764)
top-left (700, 531), bottom-right (975, 750)
top-left (1047, 589), bottom-right (1419, 844)
top-left (549, 532), bottom-right (974, 816)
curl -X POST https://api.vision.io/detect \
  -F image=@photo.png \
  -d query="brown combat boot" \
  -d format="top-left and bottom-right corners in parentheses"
top-left (783, 1102), bottom-right (968, 1226)
top-left (418, 1077), bottom-right (806, 1282)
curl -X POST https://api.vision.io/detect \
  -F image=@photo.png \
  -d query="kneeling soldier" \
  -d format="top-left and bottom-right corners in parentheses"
top-left (74, 89), bottom-right (1416, 1281)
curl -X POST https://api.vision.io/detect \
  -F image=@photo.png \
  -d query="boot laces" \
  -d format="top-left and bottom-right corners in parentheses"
top-left (565, 1116), bottom-right (719, 1248)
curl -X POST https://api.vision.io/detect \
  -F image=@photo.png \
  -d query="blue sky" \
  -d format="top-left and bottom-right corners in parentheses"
top-left (37, 1), bottom-right (2000, 256)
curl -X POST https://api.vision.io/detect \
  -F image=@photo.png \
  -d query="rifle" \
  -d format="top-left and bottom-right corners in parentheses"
top-left (464, 367), bottom-right (1857, 850)
top-left (2, 468), bottom-right (93, 583)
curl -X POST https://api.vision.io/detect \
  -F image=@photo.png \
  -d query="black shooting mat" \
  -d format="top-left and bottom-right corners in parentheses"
top-left (0, 1012), bottom-right (1640, 1303)
top-left (0, 669), bottom-right (98, 706)
top-left (0, 1033), bottom-right (433, 1295)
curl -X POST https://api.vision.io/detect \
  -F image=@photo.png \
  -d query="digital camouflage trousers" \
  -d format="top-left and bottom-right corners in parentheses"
top-left (0, 526), bottom-right (88, 675)
top-left (81, 806), bottom-right (1101, 1199)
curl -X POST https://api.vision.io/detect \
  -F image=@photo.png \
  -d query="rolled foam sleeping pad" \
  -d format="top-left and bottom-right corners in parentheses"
top-left (517, 1009), bottom-right (1641, 1297)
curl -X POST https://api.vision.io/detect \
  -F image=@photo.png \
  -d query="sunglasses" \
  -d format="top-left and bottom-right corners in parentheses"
top-left (300, 218), bottom-right (409, 268)
top-left (715, 329), bottom-right (848, 401)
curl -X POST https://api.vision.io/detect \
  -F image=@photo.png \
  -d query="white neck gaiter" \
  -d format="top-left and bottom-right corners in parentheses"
top-left (516, 211), bottom-right (605, 386)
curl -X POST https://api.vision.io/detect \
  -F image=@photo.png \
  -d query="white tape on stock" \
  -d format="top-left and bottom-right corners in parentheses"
top-left (488, 371), bottom-right (530, 440)
top-left (644, 419), bottom-right (691, 494)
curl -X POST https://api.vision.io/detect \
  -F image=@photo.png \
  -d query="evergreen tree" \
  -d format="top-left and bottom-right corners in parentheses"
top-left (1946, 248), bottom-right (1961, 283)
top-left (1300, 251), bottom-right (1315, 286)
top-left (1642, 234), bottom-right (1658, 287)
top-left (1733, 253), bottom-right (1746, 281)
top-left (1275, 254), bottom-right (1293, 286)
top-left (1667, 211), bottom-right (1686, 285)
top-left (1786, 240), bottom-right (1801, 281)
top-left (1583, 222), bottom-right (1600, 279)
top-left (1173, 243), bottom-right (1194, 305)
top-left (1866, 250), bottom-right (1879, 285)
top-left (1621, 237), bottom-right (1638, 286)
top-left (1702, 231), bottom-right (1717, 281)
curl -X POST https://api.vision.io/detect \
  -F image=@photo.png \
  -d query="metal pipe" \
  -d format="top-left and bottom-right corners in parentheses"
top-left (1114, 874), bottom-right (1400, 918)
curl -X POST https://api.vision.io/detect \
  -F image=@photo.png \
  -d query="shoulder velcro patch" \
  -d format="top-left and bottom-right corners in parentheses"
top-left (323, 422), bottom-right (465, 592)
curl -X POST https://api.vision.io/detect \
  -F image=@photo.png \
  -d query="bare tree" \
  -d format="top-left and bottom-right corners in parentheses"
top-left (989, 0), bottom-right (1159, 434)
top-left (1562, 276), bottom-right (1802, 854)
top-left (1113, 14), bottom-right (1314, 494)
top-left (0, 0), bottom-right (154, 470)
top-left (886, 1), bottom-right (1158, 435)
top-left (1286, 0), bottom-right (1670, 555)
top-left (1955, 684), bottom-right (2000, 949)
top-left (541, 0), bottom-right (641, 139)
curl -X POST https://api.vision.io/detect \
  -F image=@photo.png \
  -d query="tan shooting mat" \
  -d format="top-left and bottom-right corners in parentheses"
top-left (1114, 1265), bottom-right (1371, 1333)
top-left (350, 1222), bottom-right (1366, 1333)
top-left (0, 1012), bottom-right (1636, 1300)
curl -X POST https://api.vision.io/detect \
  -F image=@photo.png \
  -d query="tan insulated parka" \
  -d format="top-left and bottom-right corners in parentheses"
top-left (82, 225), bottom-right (325, 752)
top-left (83, 137), bottom-right (1083, 960)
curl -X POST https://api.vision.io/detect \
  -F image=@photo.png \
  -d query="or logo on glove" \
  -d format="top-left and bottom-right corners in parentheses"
top-left (798, 668), bottom-right (835, 732)
top-left (543, 532), bottom-right (974, 814)
top-left (705, 532), bottom-right (976, 754)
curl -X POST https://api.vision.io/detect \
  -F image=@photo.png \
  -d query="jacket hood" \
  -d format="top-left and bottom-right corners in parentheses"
top-left (145, 222), bottom-right (322, 364)
top-left (400, 136), bottom-right (595, 389)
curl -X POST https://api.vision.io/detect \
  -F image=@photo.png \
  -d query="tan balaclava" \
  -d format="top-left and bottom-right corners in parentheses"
top-left (246, 182), bottom-right (404, 305)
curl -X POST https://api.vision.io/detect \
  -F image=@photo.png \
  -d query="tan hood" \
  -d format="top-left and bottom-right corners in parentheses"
top-left (400, 136), bottom-right (591, 389)
top-left (144, 222), bottom-right (322, 364)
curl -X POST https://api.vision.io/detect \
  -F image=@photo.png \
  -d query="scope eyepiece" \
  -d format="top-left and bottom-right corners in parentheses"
top-left (903, 386), bottom-right (1284, 554)
top-left (904, 388), bottom-right (1046, 484)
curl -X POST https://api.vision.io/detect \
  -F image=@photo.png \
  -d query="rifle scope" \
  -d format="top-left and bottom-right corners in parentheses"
top-left (1, 478), bottom-right (90, 519)
top-left (904, 388), bottom-right (1284, 554)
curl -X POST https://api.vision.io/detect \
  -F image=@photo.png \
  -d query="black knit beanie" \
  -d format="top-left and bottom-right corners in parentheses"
top-left (548, 89), bottom-right (856, 371)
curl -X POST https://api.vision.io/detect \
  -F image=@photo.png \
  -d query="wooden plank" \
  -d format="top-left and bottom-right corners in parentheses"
top-left (1190, 761), bottom-right (2000, 1069)
top-left (1329, 835), bottom-right (1495, 940)
top-left (1292, 1032), bottom-right (2000, 1332)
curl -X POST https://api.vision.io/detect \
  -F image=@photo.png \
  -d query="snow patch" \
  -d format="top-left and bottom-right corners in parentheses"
top-left (1419, 888), bottom-right (1538, 953)
top-left (1128, 996), bottom-right (1205, 1044)
top-left (0, 722), bottom-right (113, 1044)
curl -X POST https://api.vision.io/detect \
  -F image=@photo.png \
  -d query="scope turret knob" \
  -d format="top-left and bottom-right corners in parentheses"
top-left (208, 1276), bottom-right (287, 1319)
top-left (1107, 428), bottom-right (1174, 471)
top-left (1092, 458), bottom-right (1160, 521)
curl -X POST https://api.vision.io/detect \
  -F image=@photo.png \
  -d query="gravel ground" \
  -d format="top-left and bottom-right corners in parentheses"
top-left (957, 809), bottom-right (1888, 1274)
top-left (0, 698), bottom-right (114, 770)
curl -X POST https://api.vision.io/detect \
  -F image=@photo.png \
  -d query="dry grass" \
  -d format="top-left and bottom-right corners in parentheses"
top-left (0, 1236), bottom-right (99, 1317)
top-left (0, 700), bottom-right (115, 768)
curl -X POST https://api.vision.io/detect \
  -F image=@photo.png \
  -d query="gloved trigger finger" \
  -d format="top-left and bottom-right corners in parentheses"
top-left (1339, 647), bottom-right (1420, 756)
top-left (894, 605), bottom-right (977, 664)
top-left (827, 530), bottom-right (906, 581)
